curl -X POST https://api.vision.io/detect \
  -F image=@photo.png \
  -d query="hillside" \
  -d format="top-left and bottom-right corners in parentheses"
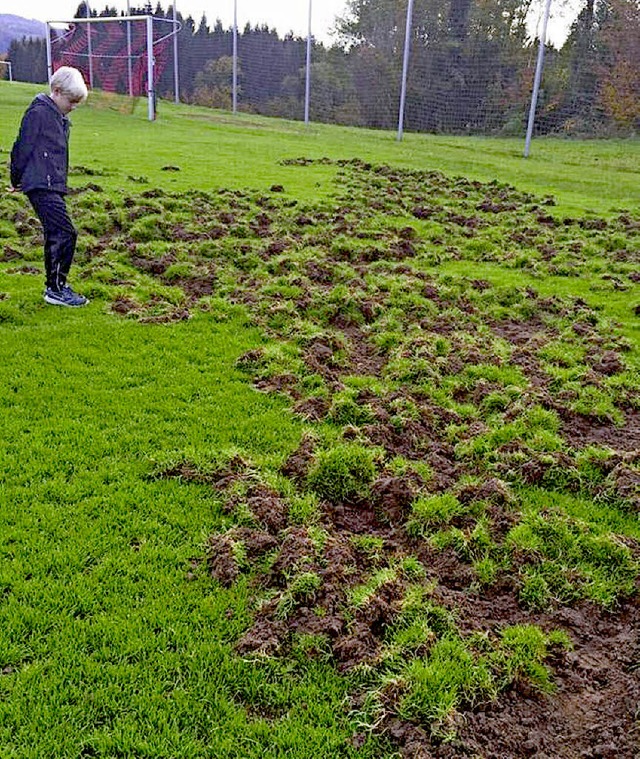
top-left (0, 14), bottom-right (45, 54)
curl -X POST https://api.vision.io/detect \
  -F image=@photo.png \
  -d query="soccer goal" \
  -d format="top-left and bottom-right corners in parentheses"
top-left (0, 60), bottom-right (13, 81)
top-left (46, 14), bottom-right (180, 120)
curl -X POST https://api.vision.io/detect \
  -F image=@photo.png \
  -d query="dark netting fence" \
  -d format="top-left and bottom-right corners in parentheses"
top-left (5, 0), bottom-right (639, 136)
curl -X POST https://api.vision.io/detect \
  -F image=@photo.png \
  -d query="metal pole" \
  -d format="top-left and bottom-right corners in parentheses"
top-left (304, 0), bottom-right (312, 124)
top-left (46, 23), bottom-right (53, 81)
top-left (126, 0), bottom-right (133, 97)
top-left (86, 1), bottom-right (94, 89)
top-left (397, 0), bottom-right (414, 141)
top-left (146, 15), bottom-right (155, 120)
top-left (524, 0), bottom-right (552, 157)
top-left (232, 0), bottom-right (238, 113)
top-left (173, 1), bottom-right (179, 103)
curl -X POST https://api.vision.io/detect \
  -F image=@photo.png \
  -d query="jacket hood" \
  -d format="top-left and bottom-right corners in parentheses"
top-left (32, 93), bottom-right (67, 119)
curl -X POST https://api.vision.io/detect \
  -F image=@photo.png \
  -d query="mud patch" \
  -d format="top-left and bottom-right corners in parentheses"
top-left (442, 602), bottom-right (640, 759)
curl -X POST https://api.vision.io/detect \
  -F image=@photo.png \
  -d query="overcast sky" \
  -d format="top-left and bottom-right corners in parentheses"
top-left (3, 0), bottom-right (350, 43)
top-left (3, 0), bottom-right (577, 47)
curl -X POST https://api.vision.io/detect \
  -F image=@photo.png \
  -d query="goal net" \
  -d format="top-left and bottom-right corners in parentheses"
top-left (47, 14), bottom-right (179, 119)
top-left (340, 2), bottom-right (540, 136)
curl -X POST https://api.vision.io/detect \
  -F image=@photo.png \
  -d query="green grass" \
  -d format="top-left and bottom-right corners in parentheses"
top-left (0, 81), bottom-right (639, 756)
top-left (0, 304), bottom-right (355, 757)
top-left (1, 82), bottom-right (639, 214)
top-left (307, 443), bottom-right (381, 503)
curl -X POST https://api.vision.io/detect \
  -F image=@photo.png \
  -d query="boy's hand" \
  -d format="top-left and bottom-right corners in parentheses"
top-left (6, 186), bottom-right (18, 193)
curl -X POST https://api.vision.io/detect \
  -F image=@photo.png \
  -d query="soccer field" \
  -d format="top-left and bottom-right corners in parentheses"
top-left (0, 81), bottom-right (638, 758)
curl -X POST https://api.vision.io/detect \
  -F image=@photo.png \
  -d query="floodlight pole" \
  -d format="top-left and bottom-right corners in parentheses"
top-left (46, 24), bottom-right (53, 81)
top-left (146, 15), bottom-right (155, 120)
top-left (126, 0), bottom-right (133, 97)
top-left (172, 2), bottom-right (180, 103)
top-left (304, 0), bottom-right (312, 125)
top-left (86, 1), bottom-right (94, 89)
top-left (524, 0), bottom-right (552, 157)
top-left (232, 0), bottom-right (238, 113)
top-left (397, 0), bottom-right (415, 141)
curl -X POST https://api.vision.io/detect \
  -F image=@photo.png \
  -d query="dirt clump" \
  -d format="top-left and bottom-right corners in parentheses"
top-left (371, 474), bottom-right (416, 523)
top-left (591, 350), bottom-right (625, 376)
top-left (227, 483), bottom-right (289, 534)
top-left (280, 434), bottom-right (316, 483)
top-left (0, 246), bottom-right (23, 262)
top-left (110, 295), bottom-right (138, 315)
top-left (561, 409), bottom-right (640, 453)
top-left (207, 533), bottom-right (240, 587)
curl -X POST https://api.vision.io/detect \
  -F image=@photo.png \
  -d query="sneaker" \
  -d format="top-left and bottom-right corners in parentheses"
top-left (44, 286), bottom-right (89, 307)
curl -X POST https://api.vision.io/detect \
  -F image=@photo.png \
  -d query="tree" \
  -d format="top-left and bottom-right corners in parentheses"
top-left (597, 0), bottom-right (640, 131)
top-left (339, 0), bottom-right (408, 54)
top-left (551, 0), bottom-right (611, 132)
top-left (74, 2), bottom-right (97, 18)
top-left (339, 0), bottom-right (534, 133)
top-left (310, 47), bottom-right (363, 126)
top-left (238, 24), bottom-right (288, 108)
top-left (192, 56), bottom-right (238, 109)
top-left (7, 37), bottom-right (47, 83)
top-left (338, 0), bottom-right (409, 129)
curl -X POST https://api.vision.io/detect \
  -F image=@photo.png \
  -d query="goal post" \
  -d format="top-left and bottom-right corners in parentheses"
top-left (46, 14), bottom-right (180, 121)
top-left (0, 60), bottom-right (13, 81)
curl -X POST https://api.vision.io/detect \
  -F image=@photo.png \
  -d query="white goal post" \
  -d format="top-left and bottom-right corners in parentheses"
top-left (0, 60), bottom-right (13, 81)
top-left (46, 15), bottom-right (180, 121)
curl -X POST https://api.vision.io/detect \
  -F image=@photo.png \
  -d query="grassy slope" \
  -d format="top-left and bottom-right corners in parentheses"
top-left (2, 82), bottom-right (639, 212)
top-left (0, 81), bottom-right (638, 758)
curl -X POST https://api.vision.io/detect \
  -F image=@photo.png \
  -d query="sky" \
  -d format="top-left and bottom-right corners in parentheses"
top-left (3, 0), bottom-right (577, 48)
top-left (3, 0), bottom-right (351, 43)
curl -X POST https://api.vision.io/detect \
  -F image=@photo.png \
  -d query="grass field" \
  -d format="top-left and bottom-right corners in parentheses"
top-left (0, 81), bottom-right (639, 758)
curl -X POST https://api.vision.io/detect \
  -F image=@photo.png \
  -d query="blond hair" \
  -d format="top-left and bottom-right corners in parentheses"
top-left (50, 66), bottom-right (88, 103)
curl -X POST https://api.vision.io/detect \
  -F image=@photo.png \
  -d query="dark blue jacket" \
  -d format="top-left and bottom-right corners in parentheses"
top-left (10, 94), bottom-right (71, 194)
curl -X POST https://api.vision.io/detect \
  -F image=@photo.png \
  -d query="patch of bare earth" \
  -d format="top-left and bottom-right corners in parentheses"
top-left (205, 443), bottom-right (640, 757)
top-left (430, 602), bottom-right (640, 759)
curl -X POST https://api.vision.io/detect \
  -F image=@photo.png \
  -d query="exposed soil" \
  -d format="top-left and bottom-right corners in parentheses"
top-left (426, 601), bottom-right (640, 759)
top-left (202, 456), bottom-right (640, 758)
top-left (561, 409), bottom-right (640, 454)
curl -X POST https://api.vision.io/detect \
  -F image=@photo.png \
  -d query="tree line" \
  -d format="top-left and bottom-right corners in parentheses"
top-left (4, 0), bottom-right (639, 135)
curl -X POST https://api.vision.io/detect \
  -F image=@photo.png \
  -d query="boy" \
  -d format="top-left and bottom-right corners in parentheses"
top-left (10, 66), bottom-right (89, 307)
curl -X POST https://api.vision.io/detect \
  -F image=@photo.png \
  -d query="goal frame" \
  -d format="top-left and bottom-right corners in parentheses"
top-left (46, 15), bottom-right (178, 121)
top-left (0, 60), bottom-right (13, 81)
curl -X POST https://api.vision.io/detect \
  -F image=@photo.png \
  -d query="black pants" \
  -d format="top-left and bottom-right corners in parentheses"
top-left (27, 189), bottom-right (77, 291)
